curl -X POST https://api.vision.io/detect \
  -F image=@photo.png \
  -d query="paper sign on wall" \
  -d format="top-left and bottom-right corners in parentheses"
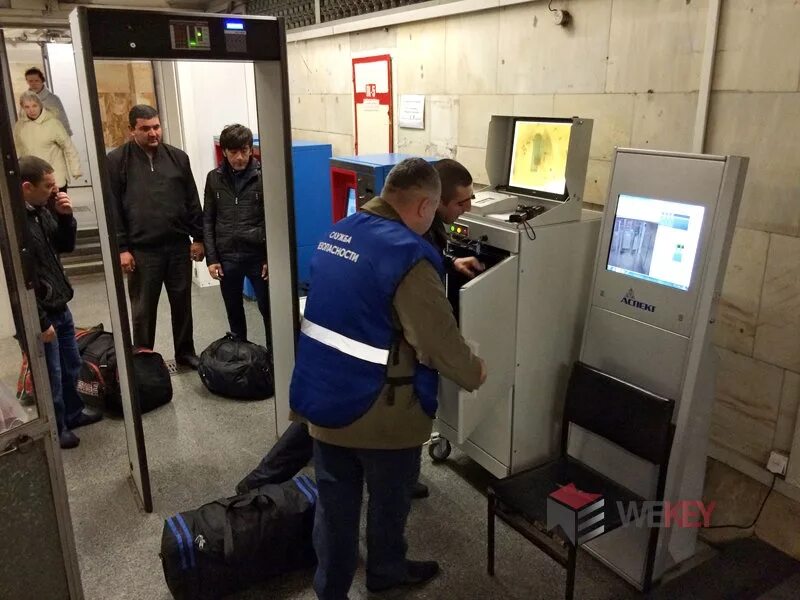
top-left (399, 94), bottom-right (425, 129)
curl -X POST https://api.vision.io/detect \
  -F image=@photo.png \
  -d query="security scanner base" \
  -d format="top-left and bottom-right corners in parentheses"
top-left (433, 115), bottom-right (600, 478)
top-left (436, 209), bottom-right (600, 478)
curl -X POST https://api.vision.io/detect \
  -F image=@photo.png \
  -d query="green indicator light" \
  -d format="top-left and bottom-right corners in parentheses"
top-left (450, 225), bottom-right (455, 232)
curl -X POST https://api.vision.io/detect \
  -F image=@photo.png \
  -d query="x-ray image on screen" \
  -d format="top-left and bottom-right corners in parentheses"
top-left (607, 195), bottom-right (705, 291)
top-left (508, 119), bottom-right (572, 196)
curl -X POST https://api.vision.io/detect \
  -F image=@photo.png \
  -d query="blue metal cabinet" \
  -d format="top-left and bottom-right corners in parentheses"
top-left (292, 141), bottom-right (333, 287)
top-left (243, 140), bottom-right (332, 298)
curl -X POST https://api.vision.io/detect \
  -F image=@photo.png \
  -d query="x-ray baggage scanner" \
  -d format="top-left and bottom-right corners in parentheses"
top-left (575, 148), bottom-right (748, 589)
top-left (71, 7), bottom-right (296, 511)
top-left (430, 116), bottom-right (601, 478)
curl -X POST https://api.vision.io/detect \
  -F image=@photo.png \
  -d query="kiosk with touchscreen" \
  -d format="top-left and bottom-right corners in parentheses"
top-left (606, 195), bottom-right (704, 291)
top-left (578, 149), bottom-right (748, 591)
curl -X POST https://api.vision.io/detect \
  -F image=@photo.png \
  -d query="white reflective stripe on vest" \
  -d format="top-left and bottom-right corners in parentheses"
top-left (301, 319), bottom-right (390, 365)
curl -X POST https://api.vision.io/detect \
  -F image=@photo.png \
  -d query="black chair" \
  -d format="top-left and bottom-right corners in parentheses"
top-left (487, 361), bottom-right (675, 599)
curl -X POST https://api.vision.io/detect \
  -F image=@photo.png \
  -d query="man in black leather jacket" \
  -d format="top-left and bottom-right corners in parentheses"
top-left (203, 124), bottom-right (271, 346)
top-left (20, 156), bottom-right (101, 449)
top-left (107, 105), bottom-right (205, 369)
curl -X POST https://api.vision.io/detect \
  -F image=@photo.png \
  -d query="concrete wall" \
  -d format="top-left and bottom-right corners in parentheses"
top-left (286, 0), bottom-right (800, 554)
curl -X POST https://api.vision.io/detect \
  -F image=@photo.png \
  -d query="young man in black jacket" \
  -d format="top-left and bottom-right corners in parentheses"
top-left (20, 156), bottom-right (101, 449)
top-left (203, 124), bottom-right (271, 346)
top-left (107, 105), bottom-right (205, 369)
top-left (426, 159), bottom-right (484, 277)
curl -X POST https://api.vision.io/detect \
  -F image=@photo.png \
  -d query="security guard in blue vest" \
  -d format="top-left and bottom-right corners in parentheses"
top-left (290, 158), bottom-right (486, 599)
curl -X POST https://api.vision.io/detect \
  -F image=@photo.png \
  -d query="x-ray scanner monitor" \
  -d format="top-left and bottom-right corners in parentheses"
top-left (507, 118), bottom-right (573, 197)
top-left (430, 116), bottom-right (601, 480)
top-left (576, 149), bottom-right (748, 591)
top-left (466, 116), bottom-right (592, 227)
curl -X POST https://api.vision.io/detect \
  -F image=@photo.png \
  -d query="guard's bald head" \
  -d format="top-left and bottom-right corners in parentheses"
top-left (383, 158), bottom-right (441, 201)
top-left (382, 158), bottom-right (441, 235)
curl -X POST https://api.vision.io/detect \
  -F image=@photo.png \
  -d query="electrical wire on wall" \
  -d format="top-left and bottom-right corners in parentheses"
top-left (704, 474), bottom-right (777, 531)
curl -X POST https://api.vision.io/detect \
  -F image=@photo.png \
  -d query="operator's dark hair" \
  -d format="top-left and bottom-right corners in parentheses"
top-left (128, 105), bottom-right (159, 128)
top-left (383, 157), bottom-right (441, 200)
top-left (219, 124), bottom-right (254, 151)
top-left (435, 159), bottom-right (473, 204)
top-left (24, 67), bottom-right (46, 82)
top-left (19, 155), bottom-right (54, 185)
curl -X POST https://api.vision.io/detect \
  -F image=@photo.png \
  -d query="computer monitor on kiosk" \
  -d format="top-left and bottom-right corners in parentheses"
top-left (606, 195), bottom-right (705, 292)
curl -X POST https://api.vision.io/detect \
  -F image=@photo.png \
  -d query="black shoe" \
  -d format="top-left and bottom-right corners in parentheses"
top-left (68, 409), bottom-right (103, 430)
top-left (59, 430), bottom-right (80, 449)
top-left (366, 560), bottom-right (440, 593)
top-left (411, 481), bottom-right (429, 499)
top-left (176, 354), bottom-right (200, 370)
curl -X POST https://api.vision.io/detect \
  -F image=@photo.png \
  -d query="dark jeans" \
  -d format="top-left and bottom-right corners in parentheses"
top-left (219, 258), bottom-right (271, 346)
top-left (43, 307), bottom-right (84, 434)
top-left (128, 243), bottom-right (195, 358)
top-left (312, 440), bottom-right (421, 600)
top-left (236, 421), bottom-right (313, 493)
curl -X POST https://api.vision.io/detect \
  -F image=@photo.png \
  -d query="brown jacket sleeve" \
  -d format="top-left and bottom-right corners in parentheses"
top-left (393, 259), bottom-right (483, 391)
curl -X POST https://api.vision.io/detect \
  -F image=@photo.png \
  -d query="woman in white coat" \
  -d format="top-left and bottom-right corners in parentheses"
top-left (14, 91), bottom-right (82, 193)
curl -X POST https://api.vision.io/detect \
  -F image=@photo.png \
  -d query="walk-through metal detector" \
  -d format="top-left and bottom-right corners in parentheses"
top-left (0, 30), bottom-right (84, 599)
top-left (70, 7), bottom-right (298, 511)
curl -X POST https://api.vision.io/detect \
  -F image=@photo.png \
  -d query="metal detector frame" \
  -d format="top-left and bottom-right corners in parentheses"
top-left (70, 6), bottom-right (298, 511)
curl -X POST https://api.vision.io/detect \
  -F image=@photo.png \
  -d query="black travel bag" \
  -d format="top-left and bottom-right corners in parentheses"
top-left (198, 333), bottom-right (273, 400)
top-left (160, 475), bottom-right (317, 599)
top-left (76, 326), bottom-right (120, 410)
top-left (131, 348), bottom-right (173, 413)
top-left (76, 325), bottom-right (172, 414)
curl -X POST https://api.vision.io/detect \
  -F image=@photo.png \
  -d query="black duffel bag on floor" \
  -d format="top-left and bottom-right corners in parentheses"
top-left (76, 324), bottom-right (172, 414)
top-left (76, 326), bottom-right (120, 411)
top-left (198, 333), bottom-right (273, 400)
top-left (131, 348), bottom-right (173, 413)
top-left (160, 475), bottom-right (317, 600)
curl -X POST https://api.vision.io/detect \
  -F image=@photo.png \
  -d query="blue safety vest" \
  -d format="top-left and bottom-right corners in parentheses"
top-left (290, 211), bottom-right (445, 428)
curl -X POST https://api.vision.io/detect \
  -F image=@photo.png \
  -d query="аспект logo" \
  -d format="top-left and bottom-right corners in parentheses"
top-left (621, 288), bottom-right (655, 313)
